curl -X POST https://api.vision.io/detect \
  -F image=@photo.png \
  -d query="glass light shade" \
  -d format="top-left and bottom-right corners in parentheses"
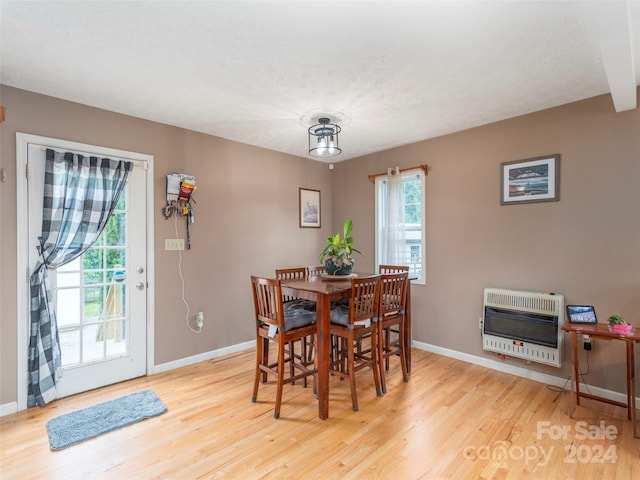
top-left (308, 118), bottom-right (342, 158)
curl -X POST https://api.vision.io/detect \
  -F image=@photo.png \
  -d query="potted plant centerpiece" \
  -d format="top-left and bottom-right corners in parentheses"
top-left (319, 219), bottom-right (362, 276)
top-left (608, 314), bottom-right (634, 334)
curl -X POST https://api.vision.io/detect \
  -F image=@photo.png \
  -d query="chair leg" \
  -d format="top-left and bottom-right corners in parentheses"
top-left (312, 352), bottom-right (318, 396)
top-left (301, 337), bottom-right (308, 364)
top-left (370, 326), bottom-right (382, 397)
top-left (274, 337), bottom-right (286, 419)
top-left (306, 334), bottom-right (315, 364)
top-left (347, 332), bottom-right (359, 412)
top-left (384, 327), bottom-right (391, 371)
top-left (377, 323), bottom-right (387, 394)
top-left (378, 321), bottom-right (410, 393)
top-left (261, 337), bottom-right (269, 383)
top-left (340, 337), bottom-right (348, 378)
top-left (331, 335), bottom-right (342, 372)
top-left (288, 341), bottom-right (296, 385)
top-left (300, 339), bottom-right (308, 388)
top-left (252, 334), bottom-right (263, 402)
top-left (299, 338), bottom-right (313, 388)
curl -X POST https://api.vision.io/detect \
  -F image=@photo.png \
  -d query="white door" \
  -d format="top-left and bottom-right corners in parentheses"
top-left (27, 143), bottom-right (148, 398)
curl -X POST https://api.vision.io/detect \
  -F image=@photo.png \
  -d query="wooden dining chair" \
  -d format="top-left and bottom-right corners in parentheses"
top-left (376, 272), bottom-right (409, 394)
top-left (329, 275), bottom-right (382, 411)
top-left (306, 265), bottom-right (327, 277)
top-left (379, 264), bottom-right (410, 274)
top-left (275, 268), bottom-right (316, 371)
top-left (275, 267), bottom-right (308, 304)
top-left (377, 265), bottom-right (410, 369)
top-left (250, 276), bottom-right (317, 419)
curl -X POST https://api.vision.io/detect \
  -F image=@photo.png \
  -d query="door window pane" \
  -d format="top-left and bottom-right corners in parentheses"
top-left (56, 288), bottom-right (81, 327)
top-left (59, 328), bottom-right (80, 367)
top-left (57, 270), bottom-right (80, 288)
top-left (106, 212), bottom-right (126, 246)
top-left (83, 324), bottom-right (104, 363)
top-left (83, 287), bottom-right (104, 321)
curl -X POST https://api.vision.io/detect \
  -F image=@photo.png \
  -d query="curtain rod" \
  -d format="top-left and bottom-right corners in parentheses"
top-left (39, 146), bottom-right (148, 169)
top-left (368, 164), bottom-right (429, 183)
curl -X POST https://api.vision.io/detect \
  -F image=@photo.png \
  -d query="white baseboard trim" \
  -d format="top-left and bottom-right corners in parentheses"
top-left (3, 340), bottom-right (635, 417)
top-left (153, 340), bottom-right (254, 374)
top-left (0, 401), bottom-right (18, 417)
top-left (1, 341), bottom-right (255, 417)
top-left (412, 340), bottom-right (640, 406)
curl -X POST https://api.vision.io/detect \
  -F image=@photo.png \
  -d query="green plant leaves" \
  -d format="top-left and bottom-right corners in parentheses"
top-left (608, 314), bottom-right (626, 325)
top-left (319, 219), bottom-right (362, 263)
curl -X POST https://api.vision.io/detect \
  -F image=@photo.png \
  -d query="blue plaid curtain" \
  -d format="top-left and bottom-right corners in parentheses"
top-left (28, 149), bottom-right (132, 407)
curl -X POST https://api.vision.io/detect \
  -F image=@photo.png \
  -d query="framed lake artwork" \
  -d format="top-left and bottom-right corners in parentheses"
top-left (501, 154), bottom-right (560, 205)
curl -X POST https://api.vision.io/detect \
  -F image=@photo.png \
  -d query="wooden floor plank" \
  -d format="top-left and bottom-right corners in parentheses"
top-left (1, 349), bottom-right (638, 479)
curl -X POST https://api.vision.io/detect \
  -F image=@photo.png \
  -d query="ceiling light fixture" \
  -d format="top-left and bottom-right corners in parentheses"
top-left (308, 117), bottom-right (342, 158)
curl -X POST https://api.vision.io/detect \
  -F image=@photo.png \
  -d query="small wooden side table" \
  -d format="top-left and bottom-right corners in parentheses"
top-left (562, 322), bottom-right (640, 438)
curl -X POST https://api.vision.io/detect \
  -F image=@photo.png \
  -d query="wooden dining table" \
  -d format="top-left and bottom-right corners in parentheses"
top-left (281, 272), bottom-right (412, 419)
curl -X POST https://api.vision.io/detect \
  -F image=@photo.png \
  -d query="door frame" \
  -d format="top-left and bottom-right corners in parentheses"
top-left (15, 132), bottom-right (155, 411)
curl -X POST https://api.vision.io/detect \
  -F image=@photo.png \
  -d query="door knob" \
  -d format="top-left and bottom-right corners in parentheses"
top-left (136, 282), bottom-right (145, 290)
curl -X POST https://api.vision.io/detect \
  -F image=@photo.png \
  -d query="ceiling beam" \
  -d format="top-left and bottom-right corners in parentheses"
top-left (590, 0), bottom-right (638, 112)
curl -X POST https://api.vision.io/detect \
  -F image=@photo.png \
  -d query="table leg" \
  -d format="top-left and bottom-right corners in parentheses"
top-left (570, 331), bottom-right (579, 415)
top-left (626, 340), bottom-right (637, 437)
top-left (316, 295), bottom-right (331, 420)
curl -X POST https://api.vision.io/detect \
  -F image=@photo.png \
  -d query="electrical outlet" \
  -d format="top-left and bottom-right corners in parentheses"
top-left (197, 311), bottom-right (204, 328)
top-left (165, 238), bottom-right (184, 251)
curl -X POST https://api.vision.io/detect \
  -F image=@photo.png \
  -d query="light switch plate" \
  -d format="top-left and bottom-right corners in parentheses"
top-left (165, 238), bottom-right (184, 250)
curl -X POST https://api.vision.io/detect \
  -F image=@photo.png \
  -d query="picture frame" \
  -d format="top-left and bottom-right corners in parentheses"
top-left (500, 154), bottom-right (560, 205)
top-left (299, 188), bottom-right (321, 228)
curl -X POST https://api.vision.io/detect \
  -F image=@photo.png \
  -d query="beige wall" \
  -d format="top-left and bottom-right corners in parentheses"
top-left (0, 85), bottom-right (333, 404)
top-left (333, 90), bottom-right (640, 394)
top-left (1, 85), bottom-right (639, 407)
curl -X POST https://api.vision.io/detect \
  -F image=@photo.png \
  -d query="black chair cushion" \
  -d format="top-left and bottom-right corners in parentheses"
top-left (330, 303), bottom-right (350, 326)
top-left (283, 299), bottom-right (316, 311)
top-left (330, 302), bottom-right (373, 328)
top-left (282, 308), bottom-right (316, 331)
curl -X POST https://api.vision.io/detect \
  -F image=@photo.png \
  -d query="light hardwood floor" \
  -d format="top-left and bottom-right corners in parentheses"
top-left (1, 348), bottom-right (638, 479)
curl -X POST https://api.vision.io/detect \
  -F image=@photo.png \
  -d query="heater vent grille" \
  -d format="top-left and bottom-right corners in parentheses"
top-left (484, 290), bottom-right (562, 316)
top-left (482, 288), bottom-right (564, 367)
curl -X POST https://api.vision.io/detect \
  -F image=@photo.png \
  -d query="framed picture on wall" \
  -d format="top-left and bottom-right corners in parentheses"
top-left (500, 154), bottom-right (560, 205)
top-left (299, 188), bottom-right (321, 228)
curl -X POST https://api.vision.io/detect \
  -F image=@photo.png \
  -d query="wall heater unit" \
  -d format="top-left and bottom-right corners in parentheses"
top-left (482, 287), bottom-right (564, 367)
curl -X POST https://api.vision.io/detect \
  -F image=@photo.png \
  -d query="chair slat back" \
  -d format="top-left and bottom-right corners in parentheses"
top-left (380, 272), bottom-right (408, 316)
top-left (379, 264), bottom-right (410, 274)
top-left (306, 265), bottom-right (327, 277)
top-left (251, 276), bottom-right (284, 328)
top-left (349, 275), bottom-right (382, 325)
top-left (275, 268), bottom-right (307, 303)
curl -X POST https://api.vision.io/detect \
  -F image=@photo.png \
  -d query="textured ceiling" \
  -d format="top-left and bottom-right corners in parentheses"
top-left (1, 1), bottom-right (638, 162)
